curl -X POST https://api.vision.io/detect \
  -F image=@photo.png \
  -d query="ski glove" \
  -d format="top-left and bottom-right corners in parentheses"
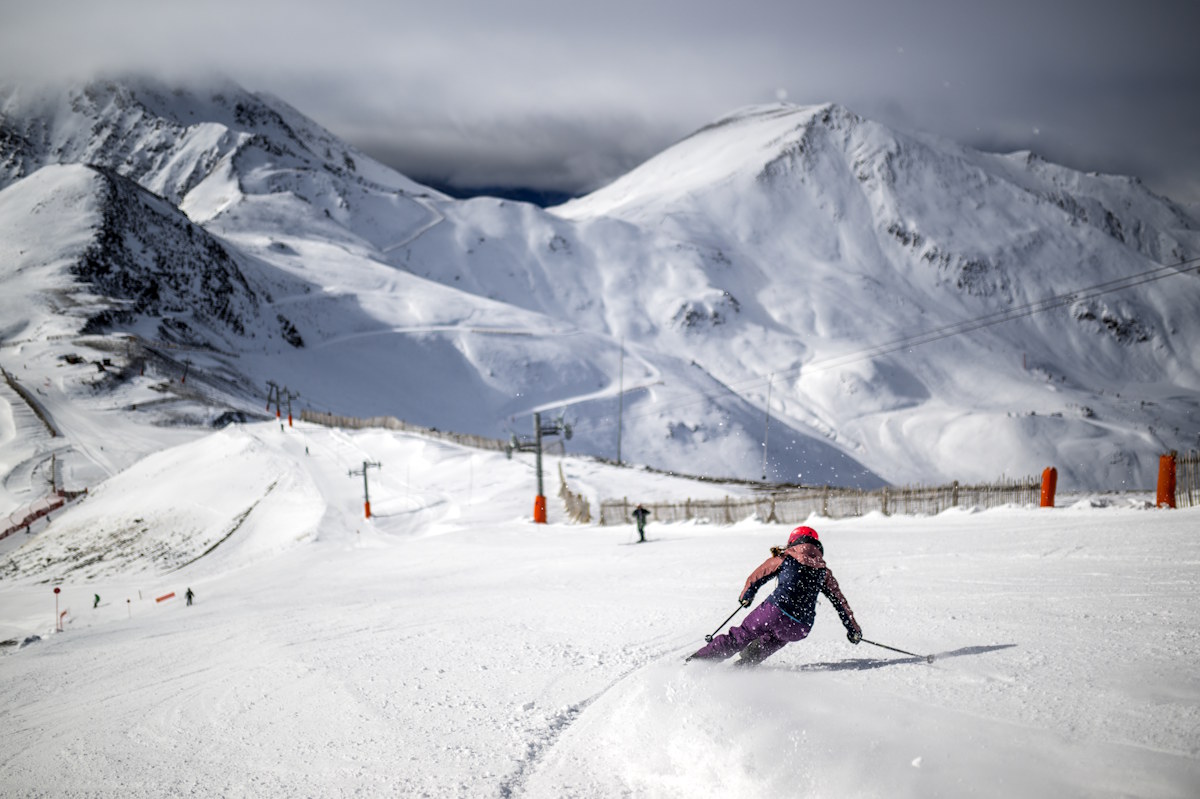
top-left (740, 598), bottom-right (752, 608)
top-left (847, 629), bottom-right (862, 644)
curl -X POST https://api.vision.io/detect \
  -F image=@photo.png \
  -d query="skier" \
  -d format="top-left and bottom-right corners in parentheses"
top-left (185, 587), bottom-right (195, 606)
top-left (632, 504), bottom-right (650, 542)
top-left (688, 525), bottom-right (862, 665)
top-left (93, 594), bottom-right (100, 609)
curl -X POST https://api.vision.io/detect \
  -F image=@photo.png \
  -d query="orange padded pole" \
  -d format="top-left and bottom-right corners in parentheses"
top-left (1040, 467), bottom-right (1057, 508)
top-left (1157, 453), bottom-right (1177, 508)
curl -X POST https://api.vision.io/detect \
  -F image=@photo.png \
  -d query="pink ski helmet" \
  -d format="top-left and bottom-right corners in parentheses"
top-left (787, 526), bottom-right (819, 546)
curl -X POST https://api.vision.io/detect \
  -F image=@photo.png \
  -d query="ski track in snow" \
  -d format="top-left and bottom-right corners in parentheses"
top-left (379, 196), bottom-right (447, 253)
top-left (497, 639), bottom-right (692, 798)
top-left (299, 318), bottom-right (665, 423)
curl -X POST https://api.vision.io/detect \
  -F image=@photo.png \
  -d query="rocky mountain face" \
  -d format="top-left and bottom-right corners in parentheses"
top-left (75, 166), bottom-right (273, 345)
top-left (1, 79), bottom-right (1197, 490)
top-left (1, 78), bottom-right (431, 200)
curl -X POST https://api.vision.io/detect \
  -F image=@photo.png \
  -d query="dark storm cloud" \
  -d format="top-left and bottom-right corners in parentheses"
top-left (3, 0), bottom-right (1198, 206)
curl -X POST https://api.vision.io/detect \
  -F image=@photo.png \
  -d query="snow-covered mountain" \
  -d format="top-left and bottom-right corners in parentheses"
top-left (2, 77), bottom-right (1198, 507)
top-left (553, 103), bottom-right (1200, 487)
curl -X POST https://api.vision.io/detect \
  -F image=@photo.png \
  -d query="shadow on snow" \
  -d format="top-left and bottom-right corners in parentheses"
top-left (769, 643), bottom-right (1018, 672)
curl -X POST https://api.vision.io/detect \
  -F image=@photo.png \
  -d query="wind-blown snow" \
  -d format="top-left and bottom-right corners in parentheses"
top-left (1, 421), bottom-right (1197, 797)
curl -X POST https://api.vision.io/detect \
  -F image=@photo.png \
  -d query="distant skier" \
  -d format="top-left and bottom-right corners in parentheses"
top-left (632, 504), bottom-right (650, 542)
top-left (93, 594), bottom-right (100, 609)
top-left (688, 526), bottom-right (862, 665)
top-left (185, 587), bottom-right (195, 606)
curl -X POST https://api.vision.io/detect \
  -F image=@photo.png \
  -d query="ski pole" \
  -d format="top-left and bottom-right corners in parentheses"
top-left (861, 637), bottom-right (935, 663)
top-left (704, 604), bottom-right (745, 642)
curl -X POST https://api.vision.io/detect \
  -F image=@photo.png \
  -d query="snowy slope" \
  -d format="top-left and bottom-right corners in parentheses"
top-left (1, 420), bottom-right (1197, 798)
top-left (553, 104), bottom-right (1200, 488)
top-left (2, 80), bottom-right (1198, 498)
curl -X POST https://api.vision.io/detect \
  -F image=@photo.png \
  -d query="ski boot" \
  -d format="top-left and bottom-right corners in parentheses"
top-left (734, 639), bottom-right (764, 667)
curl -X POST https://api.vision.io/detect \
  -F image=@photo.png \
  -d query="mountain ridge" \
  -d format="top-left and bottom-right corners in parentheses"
top-left (1, 77), bottom-right (1197, 502)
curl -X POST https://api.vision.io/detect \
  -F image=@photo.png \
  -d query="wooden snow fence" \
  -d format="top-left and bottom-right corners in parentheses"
top-left (598, 476), bottom-right (1042, 527)
top-left (302, 410), bottom-right (510, 452)
top-left (1175, 450), bottom-right (1200, 509)
top-left (558, 464), bottom-right (591, 524)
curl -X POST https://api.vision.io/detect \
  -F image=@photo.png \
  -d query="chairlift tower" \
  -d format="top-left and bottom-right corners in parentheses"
top-left (349, 460), bottom-right (382, 519)
top-left (282, 388), bottom-right (300, 427)
top-left (506, 411), bottom-right (572, 523)
top-left (266, 380), bottom-right (280, 418)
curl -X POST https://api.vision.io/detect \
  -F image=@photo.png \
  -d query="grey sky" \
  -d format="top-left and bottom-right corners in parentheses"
top-left (4, 0), bottom-right (1199, 206)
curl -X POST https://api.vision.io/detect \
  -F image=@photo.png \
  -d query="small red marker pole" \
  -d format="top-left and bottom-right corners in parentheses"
top-left (54, 587), bottom-right (61, 631)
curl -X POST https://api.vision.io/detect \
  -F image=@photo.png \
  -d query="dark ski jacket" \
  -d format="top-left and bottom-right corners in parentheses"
top-left (739, 539), bottom-right (860, 635)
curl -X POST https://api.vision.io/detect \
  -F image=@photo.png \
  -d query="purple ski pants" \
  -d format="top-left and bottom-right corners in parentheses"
top-left (691, 601), bottom-right (811, 662)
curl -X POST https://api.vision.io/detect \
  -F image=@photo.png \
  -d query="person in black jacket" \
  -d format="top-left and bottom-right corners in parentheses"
top-left (689, 526), bottom-right (861, 665)
top-left (632, 504), bottom-right (650, 542)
